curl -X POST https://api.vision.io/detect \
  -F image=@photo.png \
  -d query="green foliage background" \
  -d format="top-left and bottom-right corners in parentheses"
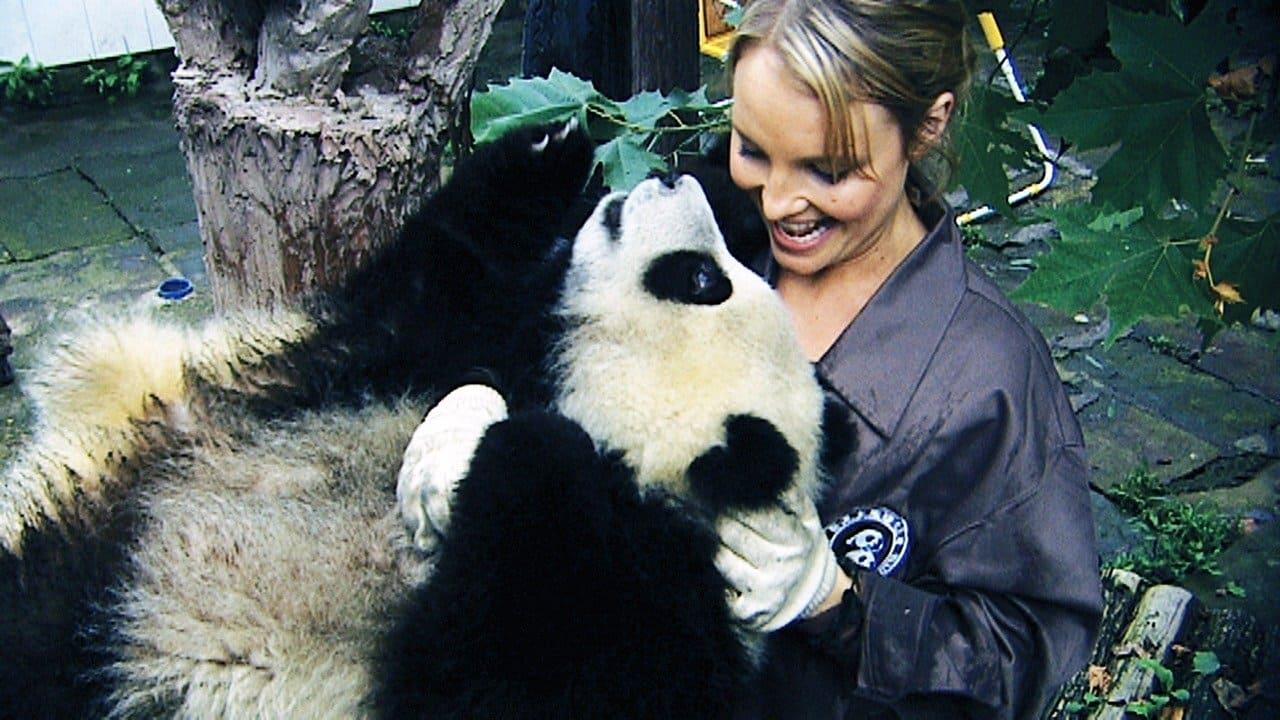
top-left (471, 0), bottom-right (1278, 343)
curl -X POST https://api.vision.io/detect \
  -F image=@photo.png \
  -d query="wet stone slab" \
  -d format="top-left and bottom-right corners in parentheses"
top-left (1064, 337), bottom-right (1280, 450)
top-left (1182, 517), bottom-right (1280, 627)
top-left (75, 148), bottom-right (196, 236)
top-left (1196, 326), bottom-right (1280, 403)
top-left (0, 170), bottom-right (135, 260)
top-left (1078, 395), bottom-right (1218, 490)
top-left (0, 96), bottom-right (181, 178)
top-left (1091, 491), bottom-right (1147, 562)
top-left (1177, 460), bottom-right (1280, 517)
top-left (0, 239), bottom-right (171, 357)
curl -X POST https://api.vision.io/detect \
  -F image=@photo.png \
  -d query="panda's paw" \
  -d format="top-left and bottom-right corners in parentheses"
top-left (397, 384), bottom-right (508, 548)
top-left (501, 116), bottom-right (594, 195)
top-left (688, 414), bottom-right (799, 514)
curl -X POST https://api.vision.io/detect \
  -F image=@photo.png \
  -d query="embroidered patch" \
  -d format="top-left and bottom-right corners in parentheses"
top-left (825, 507), bottom-right (910, 577)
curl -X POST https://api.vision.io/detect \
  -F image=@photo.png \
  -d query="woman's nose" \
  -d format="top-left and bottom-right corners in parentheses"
top-left (759, 170), bottom-right (808, 220)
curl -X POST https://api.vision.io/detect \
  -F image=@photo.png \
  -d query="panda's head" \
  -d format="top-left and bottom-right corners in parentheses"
top-left (551, 174), bottom-right (825, 498)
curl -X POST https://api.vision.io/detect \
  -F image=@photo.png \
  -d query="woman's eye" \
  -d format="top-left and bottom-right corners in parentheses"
top-left (737, 143), bottom-right (764, 161)
top-left (808, 164), bottom-right (845, 185)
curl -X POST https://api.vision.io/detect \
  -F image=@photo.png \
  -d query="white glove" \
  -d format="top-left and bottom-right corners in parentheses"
top-left (714, 485), bottom-right (840, 632)
top-left (397, 384), bottom-right (508, 548)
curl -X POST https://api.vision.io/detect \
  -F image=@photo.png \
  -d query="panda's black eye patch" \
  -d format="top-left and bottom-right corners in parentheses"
top-left (643, 251), bottom-right (732, 305)
top-left (602, 196), bottom-right (626, 241)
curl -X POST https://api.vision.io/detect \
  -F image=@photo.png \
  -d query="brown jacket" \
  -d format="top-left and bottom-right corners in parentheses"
top-left (736, 196), bottom-right (1102, 719)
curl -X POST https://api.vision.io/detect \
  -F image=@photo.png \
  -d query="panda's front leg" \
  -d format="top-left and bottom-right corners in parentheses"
top-left (415, 118), bottom-right (596, 273)
top-left (687, 414), bottom-right (801, 514)
top-left (379, 409), bottom-right (753, 719)
top-left (396, 384), bottom-right (509, 550)
top-left (687, 414), bottom-right (844, 634)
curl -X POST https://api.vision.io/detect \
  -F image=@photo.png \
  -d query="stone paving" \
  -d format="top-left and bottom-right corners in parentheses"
top-left (1, 38), bottom-right (1278, 716)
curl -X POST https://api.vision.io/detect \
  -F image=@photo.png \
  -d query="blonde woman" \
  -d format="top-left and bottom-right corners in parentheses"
top-left (711, 1), bottom-right (1103, 717)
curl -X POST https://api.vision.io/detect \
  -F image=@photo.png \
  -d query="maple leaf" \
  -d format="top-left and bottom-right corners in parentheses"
top-left (1209, 213), bottom-right (1280, 321)
top-left (1011, 207), bottom-right (1214, 344)
top-left (952, 82), bottom-right (1036, 217)
top-left (1020, 3), bottom-right (1235, 213)
top-left (594, 135), bottom-right (667, 191)
top-left (470, 70), bottom-right (608, 144)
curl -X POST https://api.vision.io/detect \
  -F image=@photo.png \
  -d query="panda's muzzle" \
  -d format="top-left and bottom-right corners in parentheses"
top-left (643, 250), bottom-right (732, 305)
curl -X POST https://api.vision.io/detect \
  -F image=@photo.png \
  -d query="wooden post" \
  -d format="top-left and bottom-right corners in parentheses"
top-left (629, 0), bottom-right (699, 93)
top-left (523, 0), bottom-right (699, 98)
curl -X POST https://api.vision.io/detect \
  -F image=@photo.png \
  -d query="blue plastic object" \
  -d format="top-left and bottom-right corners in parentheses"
top-left (157, 277), bottom-right (194, 301)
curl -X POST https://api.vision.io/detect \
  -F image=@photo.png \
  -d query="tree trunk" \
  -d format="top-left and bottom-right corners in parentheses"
top-left (157, 0), bottom-right (505, 310)
top-left (522, 0), bottom-right (698, 100)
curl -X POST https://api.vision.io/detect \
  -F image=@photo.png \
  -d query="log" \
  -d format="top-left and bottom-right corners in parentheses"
top-left (1041, 569), bottom-right (1146, 719)
top-left (1091, 583), bottom-right (1196, 719)
top-left (158, 0), bottom-right (505, 310)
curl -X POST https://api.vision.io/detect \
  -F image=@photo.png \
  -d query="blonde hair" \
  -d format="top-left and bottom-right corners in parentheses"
top-left (729, 0), bottom-right (975, 181)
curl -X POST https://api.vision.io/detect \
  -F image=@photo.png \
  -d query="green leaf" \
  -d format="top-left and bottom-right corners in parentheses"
top-left (1087, 206), bottom-right (1145, 232)
top-left (1210, 213), bottom-right (1280, 322)
top-left (1193, 649), bottom-right (1222, 675)
top-left (1225, 580), bottom-right (1248, 597)
top-left (1022, 5), bottom-right (1234, 212)
top-left (471, 70), bottom-right (610, 144)
top-left (1137, 657), bottom-right (1176, 689)
top-left (953, 82), bottom-right (1035, 217)
top-left (594, 136), bottom-right (667, 191)
top-left (1012, 207), bottom-right (1214, 343)
top-left (1047, 0), bottom-right (1108, 52)
top-left (618, 90), bottom-right (677, 130)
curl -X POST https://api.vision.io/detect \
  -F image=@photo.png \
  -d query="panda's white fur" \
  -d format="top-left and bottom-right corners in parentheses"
top-left (0, 308), bottom-right (315, 554)
top-left (0, 125), bottom-right (839, 719)
top-left (553, 175), bottom-right (824, 502)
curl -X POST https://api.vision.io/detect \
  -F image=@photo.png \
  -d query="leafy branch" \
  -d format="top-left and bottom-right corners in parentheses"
top-left (472, 0), bottom-right (1277, 343)
top-left (471, 69), bottom-right (730, 190)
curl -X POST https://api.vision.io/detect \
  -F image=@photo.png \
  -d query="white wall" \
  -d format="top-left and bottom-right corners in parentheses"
top-left (1, 0), bottom-right (418, 67)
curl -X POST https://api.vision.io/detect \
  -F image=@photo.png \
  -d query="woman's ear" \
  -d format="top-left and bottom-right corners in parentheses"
top-left (911, 91), bottom-right (956, 159)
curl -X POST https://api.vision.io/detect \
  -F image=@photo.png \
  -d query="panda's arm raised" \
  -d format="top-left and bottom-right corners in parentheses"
top-left (408, 119), bottom-right (596, 277)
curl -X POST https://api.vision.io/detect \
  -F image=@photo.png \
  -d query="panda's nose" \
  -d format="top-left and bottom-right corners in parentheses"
top-left (650, 169), bottom-right (683, 190)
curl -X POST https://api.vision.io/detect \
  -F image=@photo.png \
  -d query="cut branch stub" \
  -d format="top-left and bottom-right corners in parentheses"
top-left (156, 0), bottom-right (266, 74)
top-left (406, 0), bottom-right (503, 101)
top-left (254, 0), bottom-right (372, 98)
top-left (173, 73), bottom-right (441, 309)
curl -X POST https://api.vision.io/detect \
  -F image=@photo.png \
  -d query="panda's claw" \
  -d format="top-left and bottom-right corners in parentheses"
top-left (554, 116), bottom-right (578, 141)
top-left (531, 133), bottom-right (551, 153)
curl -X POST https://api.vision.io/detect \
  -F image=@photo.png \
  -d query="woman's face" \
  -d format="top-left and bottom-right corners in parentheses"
top-left (729, 43), bottom-right (916, 279)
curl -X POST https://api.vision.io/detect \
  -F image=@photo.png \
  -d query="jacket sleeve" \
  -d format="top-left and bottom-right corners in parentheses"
top-left (812, 443), bottom-right (1103, 719)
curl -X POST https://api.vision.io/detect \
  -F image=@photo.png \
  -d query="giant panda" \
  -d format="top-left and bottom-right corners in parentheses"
top-left (0, 120), bottom-right (851, 718)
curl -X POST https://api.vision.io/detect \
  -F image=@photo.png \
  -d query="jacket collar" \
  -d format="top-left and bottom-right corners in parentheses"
top-left (760, 189), bottom-right (967, 439)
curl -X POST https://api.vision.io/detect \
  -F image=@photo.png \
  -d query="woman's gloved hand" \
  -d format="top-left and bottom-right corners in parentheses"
top-left (714, 485), bottom-right (840, 632)
top-left (397, 384), bottom-right (508, 548)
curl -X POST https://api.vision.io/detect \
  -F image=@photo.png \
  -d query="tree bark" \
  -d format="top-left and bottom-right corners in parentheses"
top-left (157, 0), bottom-right (505, 310)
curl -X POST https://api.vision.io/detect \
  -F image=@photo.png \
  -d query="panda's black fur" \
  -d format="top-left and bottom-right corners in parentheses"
top-left (0, 121), bottom-right (852, 719)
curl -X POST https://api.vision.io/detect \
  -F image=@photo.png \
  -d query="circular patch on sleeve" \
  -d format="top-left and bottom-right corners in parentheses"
top-left (824, 507), bottom-right (910, 577)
